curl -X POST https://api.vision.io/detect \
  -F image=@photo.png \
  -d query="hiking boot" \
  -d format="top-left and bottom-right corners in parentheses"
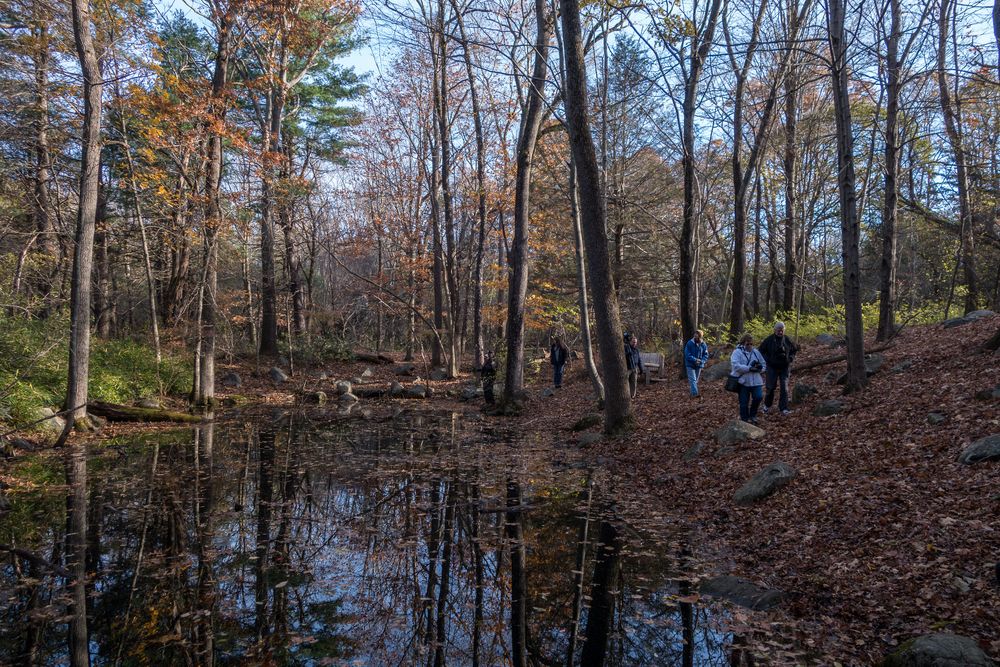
top-left (761, 406), bottom-right (769, 414)
top-left (781, 409), bottom-right (791, 415)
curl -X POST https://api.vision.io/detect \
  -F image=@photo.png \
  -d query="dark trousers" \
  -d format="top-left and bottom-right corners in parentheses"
top-left (482, 377), bottom-right (495, 404)
top-left (553, 363), bottom-right (565, 388)
top-left (765, 367), bottom-right (790, 411)
top-left (739, 384), bottom-right (763, 422)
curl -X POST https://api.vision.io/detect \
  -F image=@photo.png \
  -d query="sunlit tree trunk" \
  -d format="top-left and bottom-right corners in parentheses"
top-left (560, 0), bottom-right (631, 433)
top-left (503, 0), bottom-right (549, 403)
top-left (65, 0), bottom-right (103, 432)
top-left (877, 0), bottom-right (902, 341)
top-left (569, 158), bottom-right (605, 403)
top-left (937, 0), bottom-right (978, 312)
top-left (828, 0), bottom-right (867, 391)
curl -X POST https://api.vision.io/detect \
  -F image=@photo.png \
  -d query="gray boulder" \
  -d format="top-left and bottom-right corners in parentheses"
top-left (460, 386), bottom-right (482, 401)
top-left (734, 462), bottom-right (796, 505)
top-left (222, 372), bottom-right (242, 388)
top-left (891, 360), bottom-right (913, 373)
top-left (957, 434), bottom-right (1000, 465)
top-left (883, 632), bottom-right (996, 667)
top-left (338, 392), bottom-right (359, 405)
top-left (578, 432), bottom-right (602, 446)
top-left (791, 383), bottom-right (817, 405)
top-left (394, 363), bottom-right (416, 376)
top-left (361, 367), bottom-right (374, 379)
top-left (683, 441), bottom-right (707, 462)
top-left (306, 391), bottom-right (328, 405)
top-left (269, 367), bottom-right (288, 384)
top-left (927, 412), bottom-right (947, 425)
top-left (813, 399), bottom-right (844, 416)
top-left (944, 310), bottom-right (996, 329)
top-left (714, 419), bottom-right (765, 447)
top-left (389, 381), bottom-right (404, 397)
top-left (816, 333), bottom-right (838, 347)
top-left (138, 397), bottom-right (161, 409)
top-left (698, 575), bottom-right (784, 610)
top-left (838, 353), bottom-right (884, 384)
top-left (430, 368), bottom-right (448, 381)
top-left (541, 387), bottom-right (555, 398)
top-left (405, 384), bottom-right (428, 399)
top-left (335, 380), bottom-right (352, 396)
top-left (702, 360), bottom-right (733, 382)
top-left (35, 407), bottom-right (65, 435)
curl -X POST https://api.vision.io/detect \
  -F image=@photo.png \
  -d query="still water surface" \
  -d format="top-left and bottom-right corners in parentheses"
top-left (1, 409), bottom-right (760, 665)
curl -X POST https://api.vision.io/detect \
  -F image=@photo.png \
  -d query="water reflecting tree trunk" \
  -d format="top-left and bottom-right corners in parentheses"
top-left (505, 480), bottom-right (527, 667)
top-left (65, 444), bottom-right (90, 666)
top-left (580, 519), bottom-right (622, 666)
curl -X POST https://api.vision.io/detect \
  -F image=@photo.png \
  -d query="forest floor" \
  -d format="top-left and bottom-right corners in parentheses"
top-left (2, 315), bottom-right (998, 664)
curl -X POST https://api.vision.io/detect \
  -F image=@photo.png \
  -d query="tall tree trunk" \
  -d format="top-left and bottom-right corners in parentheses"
top-left (197, 6), bottom-right (233, 407)
top-left (560, 0), bottom-right (632, 433)
top-left (937, 0), bottom-right (978, 312)
top-left (66, 0), bottom-right (103, 432)
top-left (877, 0), bottom-right (901, 342)
top-left (679, 0), bottom-right (725, 344)
top-left (94, 184), bottom-right (113, 341)
top-left (278, 140), bottom-right (306, 337)
top-left (503, 0), bottom-right (550, 403)
top-left (828, 0), bottom-right (867, 391)
top-left (260, 87), bottom-right (283, 357)
top-left (33, 20), bottom-right (57, 261)
top-left (783, 2), bottom-right (801, 313)
top-left (569, 158), bottom-right (605, 403)
top-left (450, 0), bottom-right (488, 368)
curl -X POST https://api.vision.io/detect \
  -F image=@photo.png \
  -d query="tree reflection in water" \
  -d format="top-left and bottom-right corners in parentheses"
top-left (1, 410), bottom-right (754, 665)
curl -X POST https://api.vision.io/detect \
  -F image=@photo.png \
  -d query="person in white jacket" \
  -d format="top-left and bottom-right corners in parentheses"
top-left (730, 334), bottom-right (767, 424)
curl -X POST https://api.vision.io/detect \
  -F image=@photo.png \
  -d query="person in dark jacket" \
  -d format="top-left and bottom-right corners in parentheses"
top-left (624, 333), bottom-right (642, 399)
top-left (684, 329), bottom-right (709, 397)
top-left (550, 335), bottom-right (569, 389)
top-left (479, 353), bottom-right (497, 404)
top-left (758, 321), bottom-right (799, 414)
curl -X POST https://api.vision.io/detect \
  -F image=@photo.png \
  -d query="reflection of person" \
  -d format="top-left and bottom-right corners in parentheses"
top-left (730, 334), bottom-right (766, 424)
top-left (479, 354), bottom-right (496, 404)
top-left (549, 336), bottom-right (569, 389)
top-left (624, 333), bottom-right (642, 399)
top-left (684, 329), bottom-right (709, 397)
top-left (759, 321), bottom-right (799, 415)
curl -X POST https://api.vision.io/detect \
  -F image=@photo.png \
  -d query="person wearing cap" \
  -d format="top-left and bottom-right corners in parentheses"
top-left (758, 321), bottom-right (799, 415)
top-left (684, 329), bottom-right (709, 397)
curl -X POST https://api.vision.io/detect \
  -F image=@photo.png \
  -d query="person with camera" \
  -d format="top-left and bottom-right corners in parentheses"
top-left (759, 321), bottom-right (799, 415)
top-left (730, 333), bottom-right (766, 424)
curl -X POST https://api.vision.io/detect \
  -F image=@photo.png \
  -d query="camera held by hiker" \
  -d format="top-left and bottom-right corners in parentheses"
top-left (549, 335), bottom-right (569, 389)
top-left (759, 321), bottom-right (799, 415)
top-left (624, 333), bottom-right (642, 399)
top-left (684, 329), bottom-right (709, 397)
top-left (730, 334), bottom-right (766, 424)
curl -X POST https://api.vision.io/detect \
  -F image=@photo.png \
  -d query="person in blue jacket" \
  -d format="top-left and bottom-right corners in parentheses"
top-left (684, 329), bottom-right (709, 397)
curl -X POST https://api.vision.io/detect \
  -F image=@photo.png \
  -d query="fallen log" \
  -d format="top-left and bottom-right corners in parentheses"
top-left (794, 343), bottom-right (892, 372)
top-left (87, 401), bottom-right (205, 423)
top-left (354, 351), bottom-right (395, 364)
top-left (353, 386), bottom-right (389, 398)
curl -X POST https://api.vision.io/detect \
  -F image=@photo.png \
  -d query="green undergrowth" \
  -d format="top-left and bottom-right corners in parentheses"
top-left (708, 300), bottom-right (965, 344)
top-left (0, 315), bottom-right (192, 430)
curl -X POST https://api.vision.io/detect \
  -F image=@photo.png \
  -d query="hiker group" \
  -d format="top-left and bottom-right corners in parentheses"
top-left (686, 322), bottom-right (799, 423)
top-left (489, 321), bottom-right (798, 422)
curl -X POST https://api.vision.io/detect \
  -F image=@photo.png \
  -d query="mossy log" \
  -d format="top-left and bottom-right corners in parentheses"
top-left (87, 401), bottom-right (206, 423)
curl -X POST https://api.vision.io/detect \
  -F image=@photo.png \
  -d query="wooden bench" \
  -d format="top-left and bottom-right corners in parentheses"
top-left (639, 352), bottom-right (666, 385)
